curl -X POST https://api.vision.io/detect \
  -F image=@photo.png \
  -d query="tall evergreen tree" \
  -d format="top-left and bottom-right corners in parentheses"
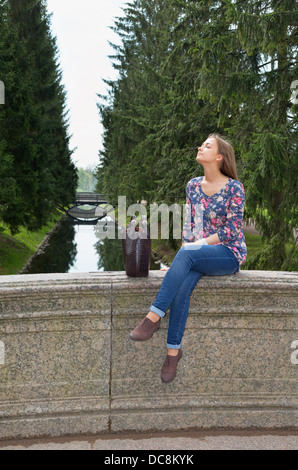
top-left (183, 0), bottom-right (297, 269)
top-left (96, 0), bottom-right (184, 206)
top-left (0, 1), bottom-right (20, 221)
top-left (0, 0), bottom-right (78, 233)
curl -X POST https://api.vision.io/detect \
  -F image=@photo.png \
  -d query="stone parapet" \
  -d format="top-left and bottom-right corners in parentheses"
top-left (0, 271), bottom-right (297, 439)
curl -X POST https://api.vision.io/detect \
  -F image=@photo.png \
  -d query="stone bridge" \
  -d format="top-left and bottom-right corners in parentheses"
top-left (60, 192), bottom-right (109, 224)
top-left (0, 270), bottom-right (297, 440)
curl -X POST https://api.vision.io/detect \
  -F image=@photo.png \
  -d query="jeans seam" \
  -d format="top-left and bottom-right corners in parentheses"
top-left (170, 272), bottom-right (200, 348)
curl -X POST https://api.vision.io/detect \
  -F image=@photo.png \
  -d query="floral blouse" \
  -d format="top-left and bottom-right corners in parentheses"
top-left (182, 176), bottom-right (247, 265)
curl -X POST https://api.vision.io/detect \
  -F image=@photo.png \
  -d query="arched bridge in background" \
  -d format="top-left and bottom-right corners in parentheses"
top-left (60, 192), bottom-right (110, 225)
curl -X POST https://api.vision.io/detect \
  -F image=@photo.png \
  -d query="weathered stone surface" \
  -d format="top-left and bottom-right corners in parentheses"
top-left (0, 273), bottom-right (112, 439)
top-left (0, 270), bottom-right (297, 439)
top-left (110, 270), bottom-right (298, 433)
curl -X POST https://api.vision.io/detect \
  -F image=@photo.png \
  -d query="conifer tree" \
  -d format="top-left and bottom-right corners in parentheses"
top-left (184, 0), bottom-right (297, 269)
top-left (97, 0), bottom-right (183, 206)
top-left (0, 2), bottom-right (16, 219)
top-left (0, 0), bottom-right (78, 232)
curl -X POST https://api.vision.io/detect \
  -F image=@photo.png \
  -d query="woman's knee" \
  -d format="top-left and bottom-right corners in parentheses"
top-left (180, 244), bottom-right (206, 259)
top-left (176, 245), bottom-right (191, 261)
top-left (179, 245), bottom-right (190, 255)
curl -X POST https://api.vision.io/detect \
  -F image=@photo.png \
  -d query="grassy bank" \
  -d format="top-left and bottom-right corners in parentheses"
top-left (0, 211), bottom-right (62, 275)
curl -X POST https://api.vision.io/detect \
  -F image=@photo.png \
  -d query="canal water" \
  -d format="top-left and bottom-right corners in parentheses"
top-left (23, 216), bottom-right (165, 274)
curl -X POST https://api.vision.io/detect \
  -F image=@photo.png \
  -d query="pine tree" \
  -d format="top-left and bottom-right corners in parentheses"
top-left (235, 0), bottom-right (297, 270)
top-left (0, 0), bottom-right (78, 232)
top-left (0, 0), bottom-right (30, 230)
top-left (181, 0), bottom-right (297, 269)
top-left (96, 0), bottom-right (183, 206)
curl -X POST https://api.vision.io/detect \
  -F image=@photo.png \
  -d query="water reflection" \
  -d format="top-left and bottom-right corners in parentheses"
top-left (95, 238), bottom-right (125, 272)
top-left (23, 218), bottom-right (77, 274)
top-left (23, 216), bottom-right (163, 274)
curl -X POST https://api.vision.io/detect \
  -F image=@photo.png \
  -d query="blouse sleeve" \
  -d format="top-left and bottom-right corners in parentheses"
top-left (217, 182), bottom-right (245, 244)
top-left (182, 182), bottom-right (195, 243)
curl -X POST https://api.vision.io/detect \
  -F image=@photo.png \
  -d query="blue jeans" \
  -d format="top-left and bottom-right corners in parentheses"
top-left (150, 244), bottom-right (240, 349)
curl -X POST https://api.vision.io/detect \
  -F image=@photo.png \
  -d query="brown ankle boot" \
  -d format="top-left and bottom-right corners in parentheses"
top-left (161, 350), bottom-right (182, 383)
top-left (130, 317), bottom-right (161, 341)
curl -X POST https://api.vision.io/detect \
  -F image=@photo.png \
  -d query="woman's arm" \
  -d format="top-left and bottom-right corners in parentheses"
top-left (204, 233), bottom-right (220, 245)
top-left (184, 233), bottom-right (220, 246)
top-left (217, 182), bottom-right (245, 244)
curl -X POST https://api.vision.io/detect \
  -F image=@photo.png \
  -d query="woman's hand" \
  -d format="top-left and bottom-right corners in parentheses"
top-left (183, 234), bottom-right (220, 247)
top-left (183, 239), bottom-right (209, 247)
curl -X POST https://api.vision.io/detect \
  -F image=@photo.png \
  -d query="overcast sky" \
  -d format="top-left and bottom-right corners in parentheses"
top-left (47, 0), bottom-right (128, 169)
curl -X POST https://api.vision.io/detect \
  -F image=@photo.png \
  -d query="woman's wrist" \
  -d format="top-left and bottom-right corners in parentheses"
top-left (205, 234), bottom-right (220, 245)
top-left (189, 238), bottom-right (208, 246)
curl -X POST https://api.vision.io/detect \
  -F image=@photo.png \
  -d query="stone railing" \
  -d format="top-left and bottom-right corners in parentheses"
top-left (0, 270), bottom-right (297, 440)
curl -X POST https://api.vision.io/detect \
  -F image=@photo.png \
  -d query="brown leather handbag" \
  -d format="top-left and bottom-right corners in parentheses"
top-left (122, 216), bottom-right (151, 277)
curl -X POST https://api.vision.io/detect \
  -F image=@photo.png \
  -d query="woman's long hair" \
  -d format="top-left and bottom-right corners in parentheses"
top-left (208, 133), bottom-right (238, 180)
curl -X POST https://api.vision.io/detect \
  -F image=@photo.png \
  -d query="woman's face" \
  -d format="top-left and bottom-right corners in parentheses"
top-left (196, 137), bottom-right (222, 166)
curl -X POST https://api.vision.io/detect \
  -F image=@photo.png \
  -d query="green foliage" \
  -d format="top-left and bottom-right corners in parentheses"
top-left (0, 0), bottom-right (78, 233)
top-left (97, 0), bottom-right (297, 270)
top-left (77, 167), bottom-right (97, 192)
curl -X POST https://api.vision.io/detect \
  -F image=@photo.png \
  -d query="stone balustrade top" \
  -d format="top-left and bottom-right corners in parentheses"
top-left (0, 269), bottom-right (297, 289)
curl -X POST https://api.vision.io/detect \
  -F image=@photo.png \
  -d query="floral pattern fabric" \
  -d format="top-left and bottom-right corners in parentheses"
top-left (182, 176), bottom-right (247, 265)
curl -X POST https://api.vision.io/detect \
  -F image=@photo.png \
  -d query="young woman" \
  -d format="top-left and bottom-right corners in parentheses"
top-left (130, 134), bottom-right (247, 383)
